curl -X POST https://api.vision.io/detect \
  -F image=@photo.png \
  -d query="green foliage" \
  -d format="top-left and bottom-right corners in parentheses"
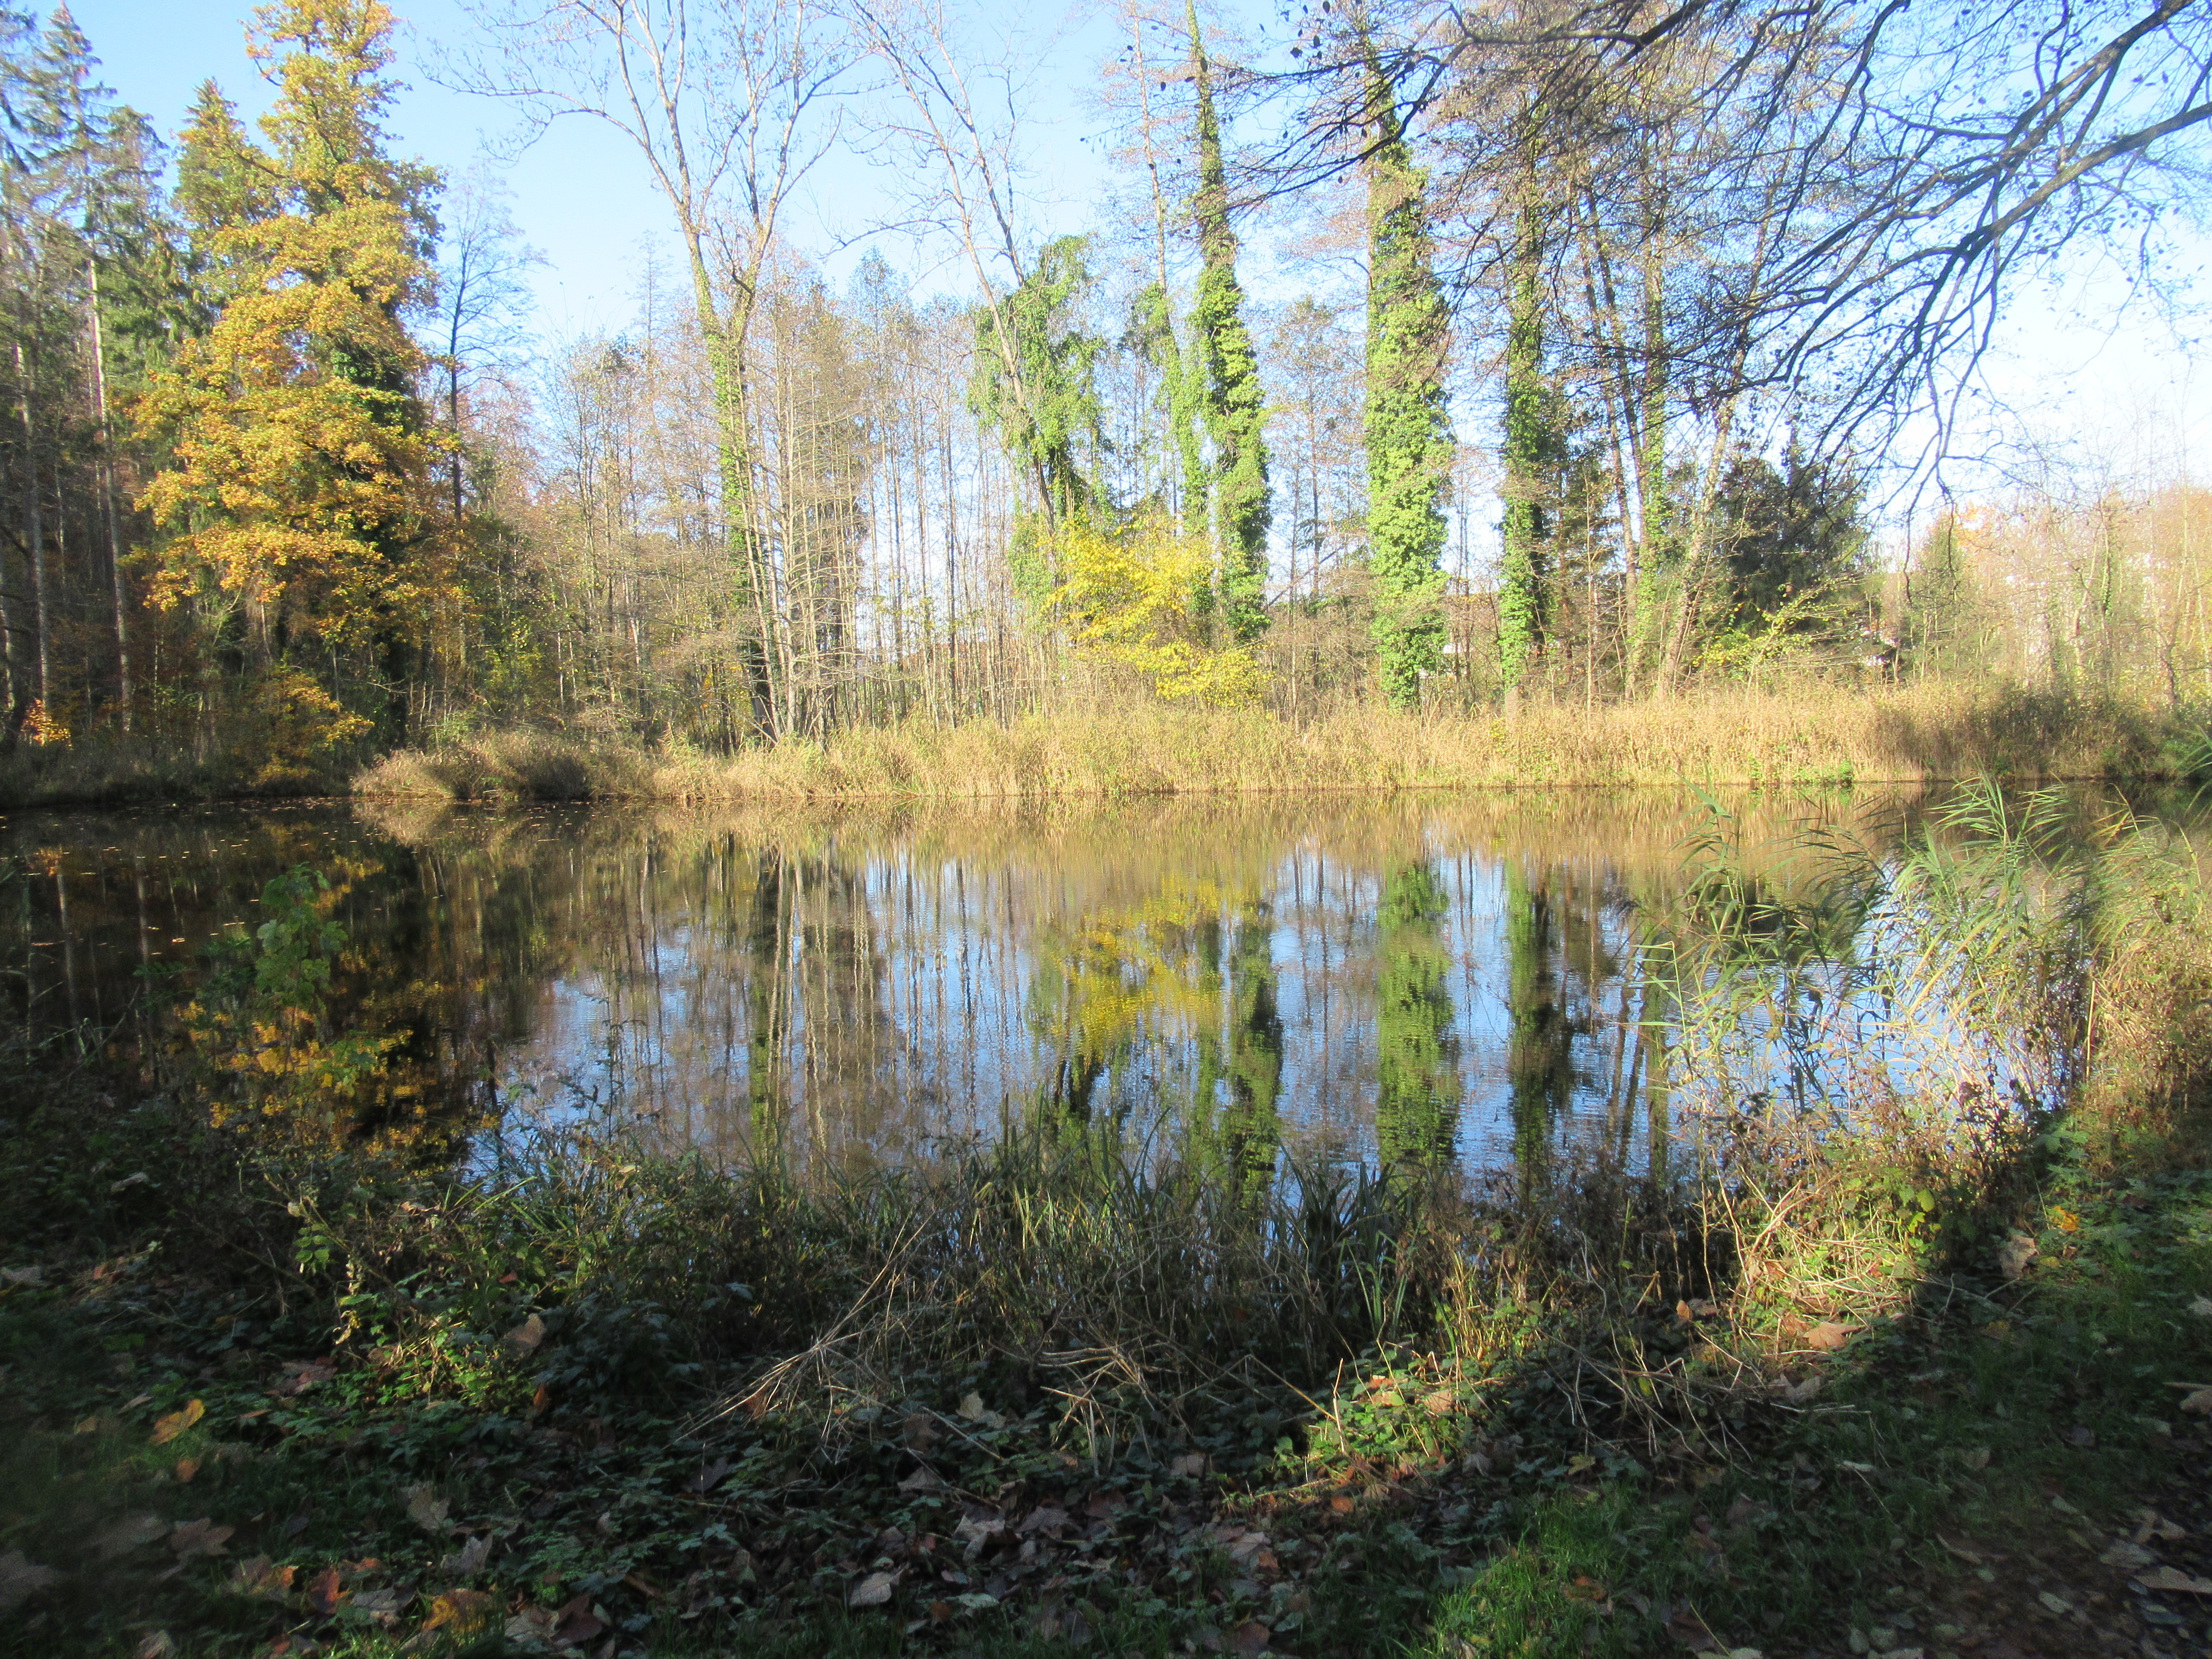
top-left (971, 235), bottom-right (1106, 548)
top-left (1360, 44), bottom-right (1455, 711)
top-left (1498, 196), bottom-right (1557, 692)
top-left (1187, 6), bottom-right (1272, 647)
top-left (1376, 862), bottom-right (1459, 1166)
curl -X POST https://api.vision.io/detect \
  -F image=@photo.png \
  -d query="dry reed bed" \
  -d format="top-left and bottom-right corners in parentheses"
top-left (354, 684), bottom-right (2180, 803)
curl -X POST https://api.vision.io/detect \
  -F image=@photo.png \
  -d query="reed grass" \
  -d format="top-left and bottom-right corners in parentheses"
top-left (354, 682), bottom-right (2195, 805)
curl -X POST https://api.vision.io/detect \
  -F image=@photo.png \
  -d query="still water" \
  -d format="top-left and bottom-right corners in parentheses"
top-left (0, 789), bottom-right (1983, 1171)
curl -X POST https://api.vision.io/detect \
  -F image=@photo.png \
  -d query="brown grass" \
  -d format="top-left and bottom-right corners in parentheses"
top-left (353, 682), bottom-right (2184, 803)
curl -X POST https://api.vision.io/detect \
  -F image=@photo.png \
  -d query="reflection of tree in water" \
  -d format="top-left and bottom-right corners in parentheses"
top-left (1193, 900), bottom-right (1284, 1196)
top-left (1025, 879), bottom-right (1284, 1189)
top-left (1503, 859), bottom-right (1636, 1183)
top-left (1375, 863), bottom-right (1459, 1168)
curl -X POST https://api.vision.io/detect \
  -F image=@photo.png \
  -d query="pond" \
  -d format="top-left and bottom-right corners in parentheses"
top-left (0, 786), bottom-right (2138, 1175)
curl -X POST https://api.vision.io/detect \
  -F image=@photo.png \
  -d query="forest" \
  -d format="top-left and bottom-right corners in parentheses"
top-left (0, 0), bottom-right (2204, 795)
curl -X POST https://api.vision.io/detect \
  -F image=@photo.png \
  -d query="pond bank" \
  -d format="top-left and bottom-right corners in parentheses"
top-left (0, 682), bottom-right (2197, 809)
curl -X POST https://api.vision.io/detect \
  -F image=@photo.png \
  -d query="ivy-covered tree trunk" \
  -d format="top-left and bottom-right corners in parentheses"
top-left (1375, 861), bottom-right (1458, 1168)
top-left (1188, 3), bottom-right (1270, 646)
top-left (1498, 189), bottom-right (1552, 694)
top-left (1360, 41), bottom-right (1453, 712)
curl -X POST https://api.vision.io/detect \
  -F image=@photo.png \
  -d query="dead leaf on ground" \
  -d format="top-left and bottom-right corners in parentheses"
top-left (686, 1458), bottom-right (733, 1494)
top-left (421, 1587), bottom-right (499, 1634)
top-left (2135, 1566), bottom-right (2212, 1595)
top-left (437, 1533), bottom-right (493, 1577)
top-left (230, 1555), bottom-right (295, 1599)
top-left (174, 1457), bottom-right (201, 1484)
top-left (93, 1513), bottom-right (169, 1560)
top-left (897, 1465), bottom-right (942, 1492)
top-left (2101, 1538), bottom-right (2157, 1570)
top-left (1998, 1234), bottom-right (2037, 1278)
top-left (1666, 1604), bottom-right (1721, 1650)
top-left (350, 1586), bottom-right (413, 1617)
top-left (0, 1551), bottom-right (61, 1611)
top-left (402, 1484), bottom-right (451, 1534)
top-left (550, 1592), bottom-right (605, 1646)
top-left (273, 1357), bottom-right (336, 1396)
top-left (850, 1570), bottom-right (899, 1608)
top-left (955, 1391), bottom-right (1004, 1430)
top-left (1936, 1535), bottom-right (1983, 1564)
top-left (2179, 1386), bottom-right (2212, 1416)
top-left (1168, 1452), bottom-right (1210, 1477)
top-left (2136, 1509), bottom-right (2189, 1543)
top-left (304, 1565), bottom-right (344, 1616)
top-left (150, 1399), bottom-right (205, 1445)
top-left (1225, 1619), bottom-right (1274, 1656)
top-left (133, 1634), bottom-right (174, 1659)
top-left (168, 1518), bottom-right (234, 1558)
top-left (502, 1312), bottom-right (546, 1355)
top-left (1802, 1321), bottom-right (1859, 1352)
top-left (1959, 1446), bottom-right (1991, 1470)
top-left (2186, 1296), bottom-right (2212, 1319)
top-left (902, 1412), bottom-right (938, 1452)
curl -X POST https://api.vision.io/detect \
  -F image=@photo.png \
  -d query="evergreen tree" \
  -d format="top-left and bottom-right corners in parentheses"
top-left (1359, 32), bottom-right (1453, 711)
top-left (1185, 1), bottom-right (1269, 644)
top-left (136, 0), bottom-right (444, 742)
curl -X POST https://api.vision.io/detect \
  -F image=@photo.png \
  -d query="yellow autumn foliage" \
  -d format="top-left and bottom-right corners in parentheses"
top-left (1051, 518), bottom-right (1267, 707)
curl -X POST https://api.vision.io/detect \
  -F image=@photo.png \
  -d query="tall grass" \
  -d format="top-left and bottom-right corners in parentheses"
top-left (353, 681), bottom-right (2193, 803)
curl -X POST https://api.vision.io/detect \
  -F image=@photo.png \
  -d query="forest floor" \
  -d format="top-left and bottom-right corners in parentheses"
top-left (3, 1040), bottom-right (2209, 1659)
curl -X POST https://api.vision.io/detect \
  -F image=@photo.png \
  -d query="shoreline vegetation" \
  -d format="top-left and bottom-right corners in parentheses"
top-left (0, 684), bottom-right (2205, 810)
top-left (4, 783), bottom-right (2210, 1657)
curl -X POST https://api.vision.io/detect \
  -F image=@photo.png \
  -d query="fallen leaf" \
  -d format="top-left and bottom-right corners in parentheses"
top-left (850, 1570), bottom-right (899, 1608)
top-left (273, 1358), bottom-right (336, 1396)
top-left (231, 1555), bottom-right (295, 1599)
top-left (2136, 1509), bottom-right (2189, 1543)
top-left (897, 1465), bottom-right (943, 1492)
top-left (686, 1458), bottom-right (733, 1494)
top-left (304, 1566), bottom-right (344, 1616)
top-left (550, 1592), bottom-right (605, 1646)
top-left (437, 1533), bottom-right (493, 1576)
top-left (1935, 1535), bottom-right (1982, 1563)
top-left (1998, 1234), bottom-right (2037, 1278)
top-left (420, 1587), bottom-right (498, 1634)
top-left (1781, 1375), bottom-right (1823, 1403)
top-left (2180, 1387), bottom-right (2212, 1416)
top-left (902, 1412), bottom-right (939, 1452)
top-left (1169, 1452), bottom-right (1209, 1477)
top-left (93, 1513), bottom-right (170, 1559)
top-left (2135, 1566), bottom-right (2212, 1595)
top-left (955, 1392), bottom-right (1004, 1429)
top-left (1803, 1321), bottom-right (1859, 1352)
top-left (1667, 1604), bottom-right (1720, 1650)
top-left (502, 1312), bottom-right (546, 1355)
top-left (150, 1399), bottom-right (205, 1446)
top-left (1018, 1505), bottom-right (1071, 1535)
top-left (0, 1550), bottom-right (61, 1611)
top-left (1227, 1619), bottom-right (1274, 1656)
top-left (133, 1635), bottom-right (174, 1659)
top-left (169, 1518), bottom-right (234, 1558)
top-left (2188, 1297), bottom-right (2212, 1319)
top-left (350, 1586), bottom-right (413, 1616)
top-left (2037, 1591), bottom-right (2075, 1616)
top-left (1959, 1446), bottom-right (1991, 1470)
top-left (175, 1457), bottom-right (201, 1484)
top-left (403, 1484), bottom-right (451, 1534)
top-left (2102, 1538), bottom-right (2157, 1570)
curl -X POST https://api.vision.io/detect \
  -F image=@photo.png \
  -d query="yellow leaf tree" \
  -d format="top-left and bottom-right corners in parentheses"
top-left (1052, 518), bottom-right (1266, 707)
top-left (135, 0), bottom-right (446, 745)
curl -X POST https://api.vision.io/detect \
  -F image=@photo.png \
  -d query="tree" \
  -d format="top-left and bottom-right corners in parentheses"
top-left (1184, 0), bottom-right (1270, 644)
top-left (453, 0), bottom-right (847, 736)
top-left (1358, 26), bottom-right (1453, 712)
top-left (135, 0), bottom-right (443, 746)
top-left (1374, 860), bottom-right (1458, 1167)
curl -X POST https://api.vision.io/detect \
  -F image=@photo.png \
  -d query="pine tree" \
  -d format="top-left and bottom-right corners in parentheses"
top-left (136, 0), bottom-right (443, 742)
top-left (1359, 32), bottom-right (1453, 711)
top-left (1186, 1), bottom-right (1270, 644)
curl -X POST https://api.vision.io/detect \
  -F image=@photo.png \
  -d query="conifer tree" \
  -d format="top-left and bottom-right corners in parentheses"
top-left (1185, 1), bottom-right (1269, 644)
top-left (137, 0), bottom-right (443, 741)
top-left (1359, 31), bottom-right (1452, 711)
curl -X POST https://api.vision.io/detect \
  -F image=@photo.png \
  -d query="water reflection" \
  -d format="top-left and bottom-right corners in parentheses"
top-left (4, 788), bottom-right (2086, 1177)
